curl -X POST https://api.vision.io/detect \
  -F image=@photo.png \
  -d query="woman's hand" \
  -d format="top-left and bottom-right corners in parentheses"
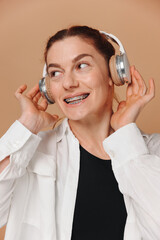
top-left (111, 66), bottom-right (155, 131)
top-left (15, 84), bottom-right (59, 134)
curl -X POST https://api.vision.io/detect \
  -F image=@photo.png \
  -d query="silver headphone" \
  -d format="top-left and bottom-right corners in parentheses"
top-left (39, 31), bottom-right (131, 104)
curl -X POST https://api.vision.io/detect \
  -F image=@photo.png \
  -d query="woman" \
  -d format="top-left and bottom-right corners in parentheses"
top-left (0, 26), bottom-right (159, 240)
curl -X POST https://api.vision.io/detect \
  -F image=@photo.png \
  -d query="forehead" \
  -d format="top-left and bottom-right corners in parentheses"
top-left (46, 36), bottom-right (101, 64)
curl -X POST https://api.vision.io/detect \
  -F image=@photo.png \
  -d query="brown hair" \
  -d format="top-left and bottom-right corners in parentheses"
top-left (44, 25), bottom-right (115, 67)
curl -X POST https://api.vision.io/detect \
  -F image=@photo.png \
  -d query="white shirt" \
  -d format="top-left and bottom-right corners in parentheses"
top-left (0, 118), bottom-right (160, 240)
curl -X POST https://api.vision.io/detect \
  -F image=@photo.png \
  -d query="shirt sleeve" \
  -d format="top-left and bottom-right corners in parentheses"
top-left (0, 120), bottom-right (41, 179)
top-left (103, 123), bottom-right (160, 238)
top-left (0, 120), bottom-right (41, 227)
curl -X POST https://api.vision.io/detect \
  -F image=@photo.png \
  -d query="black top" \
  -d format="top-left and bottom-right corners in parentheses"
top-left (71, 145), bottom-right (127, 240)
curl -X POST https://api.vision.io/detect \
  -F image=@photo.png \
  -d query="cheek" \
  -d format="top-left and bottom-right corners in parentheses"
top-left (83, 72), bottom-right (99, 89)
top-left (49, 83), bottom-right (61, 100)
top-left (89, 72), bottom-right (109, 91)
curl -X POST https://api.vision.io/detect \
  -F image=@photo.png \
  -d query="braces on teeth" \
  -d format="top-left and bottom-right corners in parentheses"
top-left (65, 94), bottom-right (89, 103)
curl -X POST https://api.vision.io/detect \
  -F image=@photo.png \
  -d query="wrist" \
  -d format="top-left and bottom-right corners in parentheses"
top-left (113, 122), bottom-right (135, 132)
top-left (18, 115), bottom-right (40, 134)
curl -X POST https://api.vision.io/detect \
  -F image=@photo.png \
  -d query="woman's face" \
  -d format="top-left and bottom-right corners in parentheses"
top-left (46, 36), bottom-right (113, 121)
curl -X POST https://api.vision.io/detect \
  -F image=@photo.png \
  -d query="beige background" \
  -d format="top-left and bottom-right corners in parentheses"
top-left (0, 0), bottom-right (160, 238)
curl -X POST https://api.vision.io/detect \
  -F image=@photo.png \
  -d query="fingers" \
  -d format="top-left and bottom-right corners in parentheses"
top-left (129, 66), bottom-right (146, 95)
top-left (38, 98), bottom-right (48, 111)
top-left (145, 78), bottom-right (155, 101)
top-left (133, 68), bottom-right (155, 101)
top-left (26, 83), bottom-right (39, 99)
top-left (126, 66), bottom-right (155, 108)
top-left (27, 84), bottom-right (49, 111)
top-left (33, 92), bottom-right (42, 103)
top-left (133, 68), bottom-right (147, 96)
top-left (15, 84), bottom-right (43, 103)
top-left (127, 66), bottom-right (154, 97)
top-left (117, 101), bottom-right (126, 111)
top-left (126, 66), bottom-right (138, 97)
top-left (15, 84), bottom-right (27, 100)
top-left (130, 66), bottom-right (140, 94)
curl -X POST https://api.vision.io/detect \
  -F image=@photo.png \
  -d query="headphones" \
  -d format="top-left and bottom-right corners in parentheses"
top-left (39, 31), bottom-right (131, 104)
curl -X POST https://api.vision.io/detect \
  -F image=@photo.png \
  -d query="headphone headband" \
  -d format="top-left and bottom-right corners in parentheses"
top-left (43, 64), bottom-right (47, 77)
top-left (100, 31), bottom-right (125, 54)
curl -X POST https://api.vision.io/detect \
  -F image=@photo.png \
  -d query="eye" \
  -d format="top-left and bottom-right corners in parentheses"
top-left (77, 63), bottom-right (88, 69)
top-left (49, 71), bottom-right (61, 78)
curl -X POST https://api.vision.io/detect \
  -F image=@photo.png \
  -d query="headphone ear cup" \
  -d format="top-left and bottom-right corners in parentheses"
top-left (45, 77), bottom-right (55, 104)
top-left (39, 77), bottom-right (55, 104)
top-left (109, 55), bottom-right (124, 86)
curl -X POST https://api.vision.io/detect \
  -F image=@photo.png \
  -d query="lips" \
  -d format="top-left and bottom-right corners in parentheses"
top-left (64, 93), bottom-right (89, 104)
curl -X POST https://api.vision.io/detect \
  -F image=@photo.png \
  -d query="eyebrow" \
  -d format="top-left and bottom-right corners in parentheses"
top-left (72, 53), bottom-right (93, 63)
top-left (47, 53), bottom-right (93, 70)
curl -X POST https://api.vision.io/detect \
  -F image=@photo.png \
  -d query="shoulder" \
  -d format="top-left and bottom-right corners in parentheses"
top-left (143, 132), bottom-right (160, 157)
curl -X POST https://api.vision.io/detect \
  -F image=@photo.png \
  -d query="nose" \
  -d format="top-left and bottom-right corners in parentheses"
top-left (62, 72), bottom-right (79, 90)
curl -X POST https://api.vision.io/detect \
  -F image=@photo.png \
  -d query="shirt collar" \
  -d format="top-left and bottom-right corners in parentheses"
top-left (55, 119), bottom-right (149, 143)
top-left (56, 118), bottom-right (71, 142)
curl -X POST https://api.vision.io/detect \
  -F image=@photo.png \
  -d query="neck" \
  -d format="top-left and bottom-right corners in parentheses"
top-left (68, 110), bottom-right (113, 160)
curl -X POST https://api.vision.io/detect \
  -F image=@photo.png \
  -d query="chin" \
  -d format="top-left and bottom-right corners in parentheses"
top-left (58, 103), bottom-right (88, 120)
top-left (58, 99), bottom-right (103, 122)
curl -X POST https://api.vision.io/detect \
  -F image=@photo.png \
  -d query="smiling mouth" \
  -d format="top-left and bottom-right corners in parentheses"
top-left (64, 93), bottom-right (89, 104)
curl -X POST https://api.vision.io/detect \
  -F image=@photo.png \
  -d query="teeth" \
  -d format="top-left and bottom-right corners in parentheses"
top-left (65, 94), bottom-right (89, 103)
top-left (69, 100), bottom-right (82, 104)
